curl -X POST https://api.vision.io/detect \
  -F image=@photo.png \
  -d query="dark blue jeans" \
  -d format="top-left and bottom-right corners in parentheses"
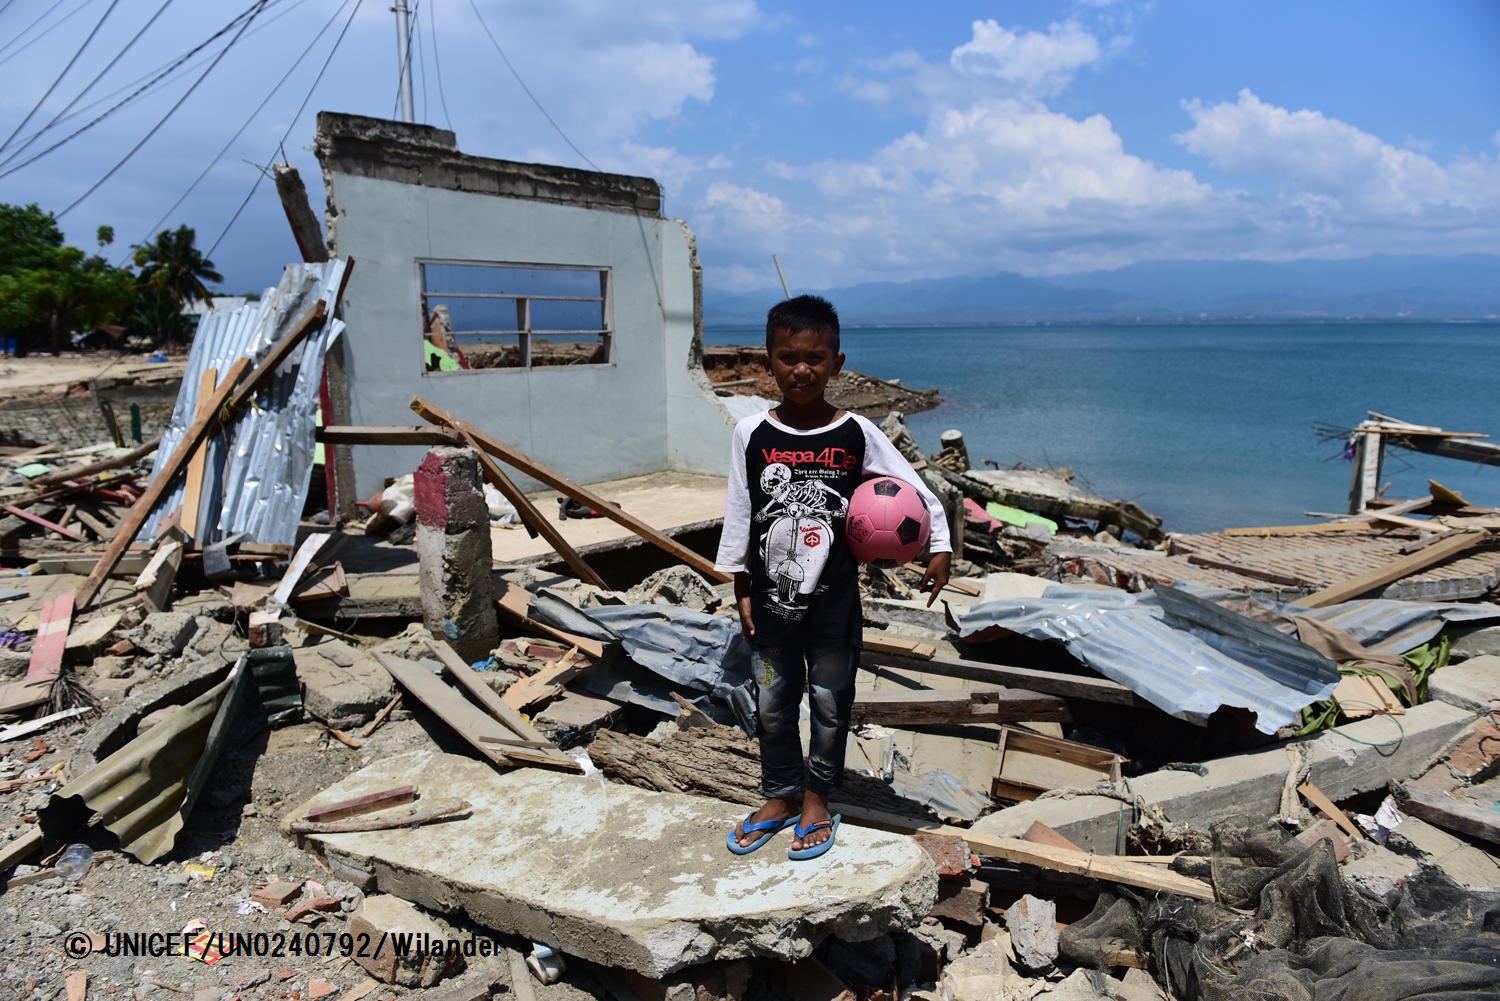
top-left (753, 642), bottom-right (858, 800)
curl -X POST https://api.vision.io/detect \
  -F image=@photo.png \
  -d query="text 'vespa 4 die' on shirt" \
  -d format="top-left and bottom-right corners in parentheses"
top-left (716, 411), bottom-right (950, 649)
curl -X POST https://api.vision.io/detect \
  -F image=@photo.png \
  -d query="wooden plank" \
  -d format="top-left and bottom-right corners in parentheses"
top-left (1291, 530), bottom-right (1489, 608)
top-left (993, 726), bottom-right (1125, 802)
top-left (1184, 554), bottom-right (1316, 587)
top-left (862, 632), bottom-right (936, 659)
top-left (302, 785), bottom-right (417, 823)
top-left (1223, 497), bottom-right (1434, 536)
top-left (0, 706), bottom-right (90, 742)
top-left (27, 590), bottom-right (74, 685)
top-left (33, 438), bottom-right (160, 487)
top-left (317, 425), bottom-right (463, 446)
top-left (272, 533), bottom-right (337, 609)
top-left (410, 396), bottom-right (729, 583)
top-left (1020, 820), bottom-right (1083, 852)
top-left (851, 688), bottom-right (1069, 726)
top-left (418, 638), bottom-right (581, 772)
top-left (132, 538), bottom-right (183, 612)
top-left (74, 356), bottom-right (253, 610)
top-left (0, 679), bottom-right (54, 715)
top-left (1392, 783), bottom-right (1500, 846)
top-left (179, 367), bottom-right (219, 540)
top-left (862, 649), bottom-right (1141, 706)
top-left (1297, 781), bottom-right (1366, 842)
top-left (500, 648), bottom-right (589, 713)
top-left (373, 651), bottom-right (516, 768)
top-left (494, 581), bottom-right (607, 660)
top-left (833, 804), bottom-right (1215, 901)
top-left (2, 504), bottom-right (83, 541)
top-left (72, 507), bottom-right (114, 540)
top-left (460, 428), bottom-right (608, 588)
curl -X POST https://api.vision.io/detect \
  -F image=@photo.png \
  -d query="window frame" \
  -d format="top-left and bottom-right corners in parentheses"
top-left (416, 258), bottom-right (614, 372)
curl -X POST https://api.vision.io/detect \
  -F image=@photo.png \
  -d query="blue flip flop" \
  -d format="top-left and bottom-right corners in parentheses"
top-left (787, 814), bottom-right (841, 861)
top-left (727, 812), bottom-right (800, 855)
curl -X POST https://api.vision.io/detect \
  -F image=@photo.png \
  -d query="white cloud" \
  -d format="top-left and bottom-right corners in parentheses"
top-left (949, 20), bottom-right (1100, 96)
top-left (1176, 89), bottom-right (1500, 222)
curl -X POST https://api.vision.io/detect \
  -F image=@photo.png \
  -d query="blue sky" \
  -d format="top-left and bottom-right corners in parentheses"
top-left (1, 0), bottom-right (1497, 296)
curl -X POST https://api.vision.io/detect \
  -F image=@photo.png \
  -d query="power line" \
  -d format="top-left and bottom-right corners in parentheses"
top-left (0, 0), bottom-right (86, 67)
top-left (59, 0), bottom-right (273, 219)
top-left (207, 0), bottom-right (365, 258)
top-left (0, 0), bottom-right (178, 165)
top-left (4, 0), bottom-right (310, 166)
top-left (0, 0), bottom-right (125, 155)
top-left (426, 0), bottom-right (453, 130)
top-left (1, 0), bottom-right (284, 177)
top-left (467, 0), bottom-right (601, 172)
top-left (133, 0), bottom-right (360, 256)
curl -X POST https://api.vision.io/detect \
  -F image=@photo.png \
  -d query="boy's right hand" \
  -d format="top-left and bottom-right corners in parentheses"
top-left (736, 595), bottom-right (755, 640)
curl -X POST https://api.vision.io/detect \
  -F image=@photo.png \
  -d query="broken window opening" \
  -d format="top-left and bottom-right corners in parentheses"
top-left (418, 260), bottom-right (613, 372)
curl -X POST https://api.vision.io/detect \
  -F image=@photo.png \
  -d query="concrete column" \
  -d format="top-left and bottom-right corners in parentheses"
top-left (414, 447), bottom-right (498, 664)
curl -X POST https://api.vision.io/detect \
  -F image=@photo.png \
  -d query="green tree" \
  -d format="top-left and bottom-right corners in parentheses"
top-left (131, 225), bottom-right (222, 349)
top-left (0, 203), bottom-right (134, 354)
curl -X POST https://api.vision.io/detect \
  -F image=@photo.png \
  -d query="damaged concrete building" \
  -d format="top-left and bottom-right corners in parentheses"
top-left (313, 111), bottom-right (737, 505)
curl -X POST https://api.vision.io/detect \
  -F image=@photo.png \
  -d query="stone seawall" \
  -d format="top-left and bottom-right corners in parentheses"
top-left (0, 396), bottom-right (177, 450)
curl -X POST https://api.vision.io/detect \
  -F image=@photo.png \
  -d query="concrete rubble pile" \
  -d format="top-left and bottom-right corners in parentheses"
top-left (2, 384), bottom-right (1499, 1001)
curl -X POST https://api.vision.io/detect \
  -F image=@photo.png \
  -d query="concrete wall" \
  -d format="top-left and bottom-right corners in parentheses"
top-left (315, 113), bottom-right (733, 498)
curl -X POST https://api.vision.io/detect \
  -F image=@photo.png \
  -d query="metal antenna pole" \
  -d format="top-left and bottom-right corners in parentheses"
top-left (392, 0), bottom-right (415, 123)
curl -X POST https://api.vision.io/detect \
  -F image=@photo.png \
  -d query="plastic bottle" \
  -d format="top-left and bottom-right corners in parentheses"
top-left (54, 844), bottom-right (93, 881)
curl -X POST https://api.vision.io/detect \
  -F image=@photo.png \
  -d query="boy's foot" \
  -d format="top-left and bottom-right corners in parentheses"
top-left (731, 798), bottom-right (798, 850)
top-left (790, 791), bottom-right (836, 854)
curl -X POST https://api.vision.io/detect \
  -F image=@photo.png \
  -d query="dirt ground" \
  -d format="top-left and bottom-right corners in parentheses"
top-left (0, 352), bottom-right (186, 400)
top-left (0, 610), bottom-right (617, 1001)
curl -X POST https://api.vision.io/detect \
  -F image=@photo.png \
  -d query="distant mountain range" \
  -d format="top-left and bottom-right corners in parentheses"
top-left (703, 254), bottom-right (1500, 327)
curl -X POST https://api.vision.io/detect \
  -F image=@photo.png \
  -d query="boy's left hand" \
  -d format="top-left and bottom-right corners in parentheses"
top-left (919, 552), bottom-right (952, 607)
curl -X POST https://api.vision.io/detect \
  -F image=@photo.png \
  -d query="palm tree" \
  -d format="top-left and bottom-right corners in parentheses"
top-left (131, 226), bottom-right (223, 349)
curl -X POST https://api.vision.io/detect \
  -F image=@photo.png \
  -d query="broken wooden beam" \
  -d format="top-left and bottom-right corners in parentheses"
top-left (1292, 530), bottom-right (1490, 608)
top-left (461, 428), bottom-right (608, 588)
top-left (1391, 782), bottom-right (1500, 846)
top-left (317, 425), bottom-right (464, 446)
top-left (301, 785), bottom-right (418, 824)
top-left (496, 582), bottom-right (607, 660)
top-left (862, 649), bottom-right (1141, 706)
top-left (410, 396), bottom-right (729, 583)
top-left (851, 688), bottom-right (1069, 726)
top-left (838, 803), bottom-right (1215, 901)
top-left (290, 799), bottom-right (470, 835)
top-left (417, 637), bottom-right (582, 772)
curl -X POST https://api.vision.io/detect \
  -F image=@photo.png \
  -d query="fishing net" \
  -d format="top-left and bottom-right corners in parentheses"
top-left (1058, 815), bottom-right (1500, 1001)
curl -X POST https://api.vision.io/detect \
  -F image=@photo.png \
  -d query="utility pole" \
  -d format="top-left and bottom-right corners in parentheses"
top-left (392, 1), bottom-right (415, 123)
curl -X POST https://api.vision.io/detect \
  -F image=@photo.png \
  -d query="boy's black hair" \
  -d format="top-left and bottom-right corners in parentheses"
top-left (766, 294), bottom-right (840, 353)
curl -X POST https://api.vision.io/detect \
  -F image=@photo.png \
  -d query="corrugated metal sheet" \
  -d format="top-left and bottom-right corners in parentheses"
top-left (958, 584), bottom-right (1341, 734)
top-left (36, 648), bottom-right (298, 863)
top-left (958, 582), bottom-right (1500, 734)
top-left (143, 261), bottom-right (347, 546)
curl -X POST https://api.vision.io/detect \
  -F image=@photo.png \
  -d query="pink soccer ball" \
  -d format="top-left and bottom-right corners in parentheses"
top-left (845, 476), bottom-right (931, 567)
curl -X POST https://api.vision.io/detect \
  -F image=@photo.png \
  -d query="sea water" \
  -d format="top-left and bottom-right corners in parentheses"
top-left (704, 322), bottom-right (1500, 534)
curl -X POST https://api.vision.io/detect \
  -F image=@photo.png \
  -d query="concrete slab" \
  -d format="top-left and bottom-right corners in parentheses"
top-left (971, 699), bottom-right (1479, 851)
top-left (291, 748), bottom-right (937, 977)
top-left (1428, 654), bottom-right (1500, 714)
top-left (1387, 815), bottom-right (1500, 891)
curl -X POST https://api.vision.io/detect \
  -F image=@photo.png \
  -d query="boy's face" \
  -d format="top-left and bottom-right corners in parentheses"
top-left (765, 326), bottom-right (844, 408)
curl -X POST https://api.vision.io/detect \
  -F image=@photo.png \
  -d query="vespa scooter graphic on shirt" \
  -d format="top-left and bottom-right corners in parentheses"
top-left (755, 463), bottom-right (849, 612)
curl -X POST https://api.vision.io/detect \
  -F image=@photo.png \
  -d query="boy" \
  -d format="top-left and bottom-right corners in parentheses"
top-left (716, 295), bottom-right (952, 860)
